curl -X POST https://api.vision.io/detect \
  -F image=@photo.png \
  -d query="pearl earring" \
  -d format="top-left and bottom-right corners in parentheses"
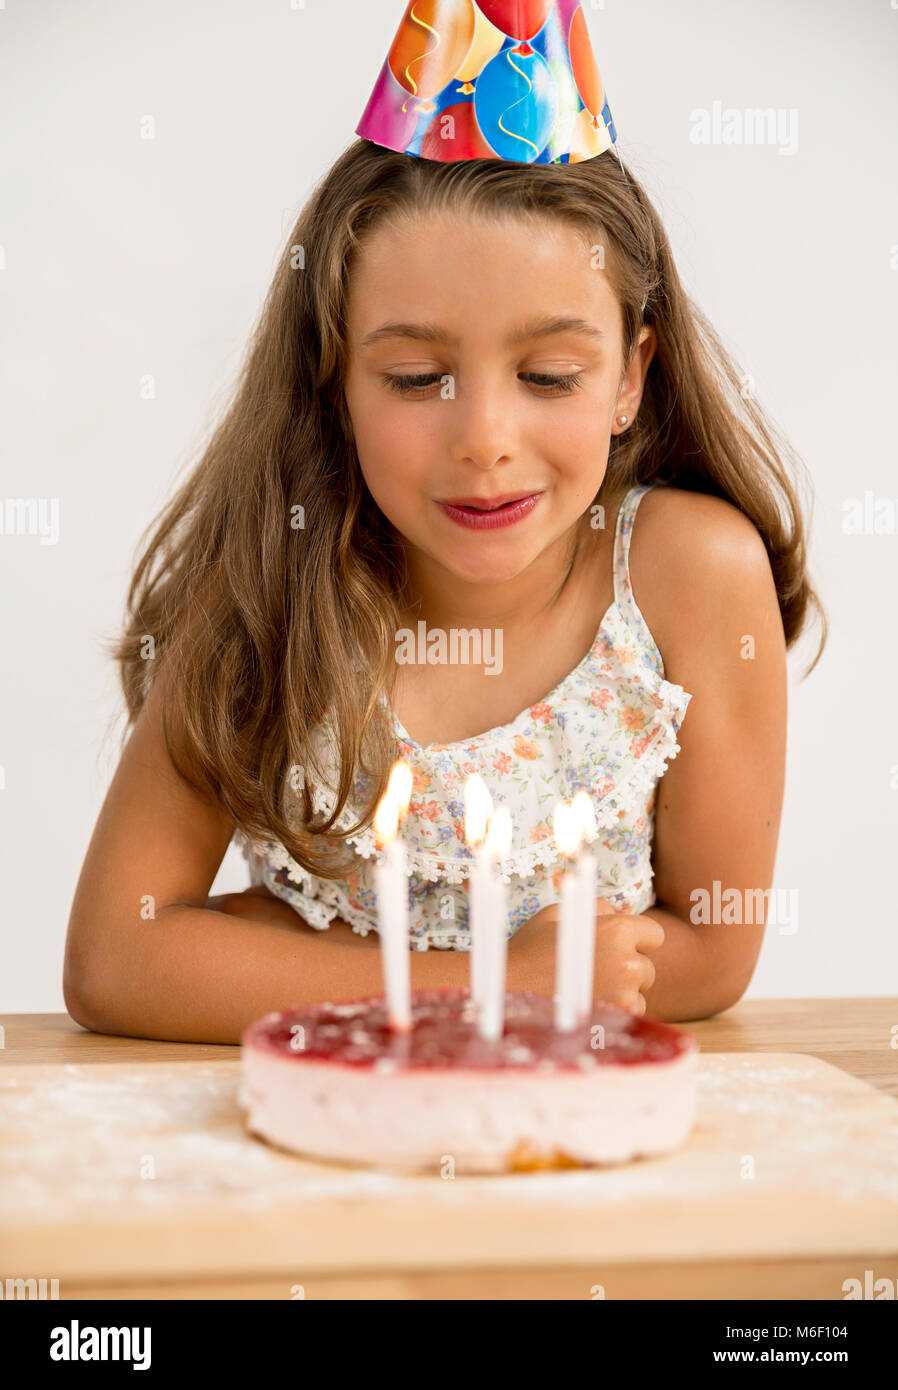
top-left (617, 414), bottom-right (629, 426)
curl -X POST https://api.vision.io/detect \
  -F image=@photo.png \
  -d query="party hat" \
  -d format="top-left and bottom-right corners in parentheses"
top-left (356, 0), bottom-right (617, 165)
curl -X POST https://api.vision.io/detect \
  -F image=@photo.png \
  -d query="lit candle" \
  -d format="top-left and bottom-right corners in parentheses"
top-left (464, 774), bottom-right (493, 1015)
top-left (571, 791), bottom-right (598, 1024)
top-left (479, 807), bottom-right (512, 1042)
top-left (553, 801), bottom-right (582, 1032)
top-left (373, 760), bottom-right (413, 1032)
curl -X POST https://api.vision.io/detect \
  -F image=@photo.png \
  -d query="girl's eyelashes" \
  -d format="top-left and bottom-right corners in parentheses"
top-left (525, 371), bottom-right (584, 394)
top-left (383, 371), bottom-right (585, 397)
top-left (383, 372), bottom-right (441, 395)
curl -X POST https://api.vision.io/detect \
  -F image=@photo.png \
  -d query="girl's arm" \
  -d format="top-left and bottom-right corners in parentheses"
top-left (67, 870), bottom-right (562, 1045)
top-left (66, 887), bottom-right (565, 1047)
top-left (632, 489), bottom-right (789, 1018)
top-left (62, 663), bottom-right (327, 1041)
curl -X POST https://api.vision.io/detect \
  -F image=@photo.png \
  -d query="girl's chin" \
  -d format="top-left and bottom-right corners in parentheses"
top-left (432, 553), bottom-right (537, 586)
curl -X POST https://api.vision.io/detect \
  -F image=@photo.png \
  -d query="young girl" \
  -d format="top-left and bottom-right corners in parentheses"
top-left (63, 27), bottom-right (825, 1046)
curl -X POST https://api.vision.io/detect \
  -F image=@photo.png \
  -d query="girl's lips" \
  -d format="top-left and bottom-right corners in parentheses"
top-left (438, 492), bottom-right (543, 530)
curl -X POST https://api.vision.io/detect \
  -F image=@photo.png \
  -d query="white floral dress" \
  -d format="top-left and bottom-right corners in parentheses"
top-left (236, 483), bottom-right (692, 949)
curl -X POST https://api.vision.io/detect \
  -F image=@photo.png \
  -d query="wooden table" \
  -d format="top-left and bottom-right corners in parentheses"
top-left (1, 999), bottom-right (896, 1299)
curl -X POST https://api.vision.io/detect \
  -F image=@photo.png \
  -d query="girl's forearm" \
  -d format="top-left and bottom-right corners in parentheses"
top-left (73, 900), bottom-right (458, 1045)
top-left (71, 893), bottom-right (556, 1045)
top-left (183, 893), bottom-right (558, 1038)
top-left (639, 903), bottom-right (736, 1021)
top-left (69, 902), bottom-right (374, 1044)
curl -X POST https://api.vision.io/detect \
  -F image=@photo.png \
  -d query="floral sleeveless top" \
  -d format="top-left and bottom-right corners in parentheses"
top-left (236, 483), bottom-right (693, 949)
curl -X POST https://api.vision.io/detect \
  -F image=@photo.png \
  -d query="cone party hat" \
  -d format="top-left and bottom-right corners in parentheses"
top-left (356, 0), bottom-right (617, 165)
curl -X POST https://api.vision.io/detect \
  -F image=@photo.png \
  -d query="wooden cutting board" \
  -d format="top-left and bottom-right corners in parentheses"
top-left (1, 1053), bottom-right (896, 1284)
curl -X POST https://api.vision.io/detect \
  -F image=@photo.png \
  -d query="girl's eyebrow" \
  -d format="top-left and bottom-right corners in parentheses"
top-left (359, 314), bottom-right (605, 350)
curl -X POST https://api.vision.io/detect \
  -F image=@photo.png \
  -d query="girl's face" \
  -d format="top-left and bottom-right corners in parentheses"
top-left (344, 210), bottom-right (654, 590)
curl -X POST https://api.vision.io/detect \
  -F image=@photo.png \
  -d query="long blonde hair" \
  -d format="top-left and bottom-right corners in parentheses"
top-left (106, 140), bottom-right (826, 879)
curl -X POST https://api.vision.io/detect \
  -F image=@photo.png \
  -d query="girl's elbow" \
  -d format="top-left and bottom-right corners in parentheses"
top-left (63, 967), bottom-right (103, 1033)
top-left (62, 936), bottom-right (119, 1035)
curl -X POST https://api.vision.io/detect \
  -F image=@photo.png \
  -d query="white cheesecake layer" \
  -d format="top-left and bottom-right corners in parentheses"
top-left (240, 1045), bottom-right (699, 1174)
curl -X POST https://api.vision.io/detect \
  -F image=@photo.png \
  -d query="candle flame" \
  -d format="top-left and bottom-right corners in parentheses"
top-left (463, 774), bottom-right (493, 847)
top-left (553, 800), bottom-right (582, 858)
top-left (486, 806), bottom-right (512, 856)
top-left (571, 790), bottom-right (597, 844)
top-left (373, 760), bottom-right (413, 847)
top-left (373, 789), bottom-right (399, 846)
top-left (387, 759), bottom-right (413, 816)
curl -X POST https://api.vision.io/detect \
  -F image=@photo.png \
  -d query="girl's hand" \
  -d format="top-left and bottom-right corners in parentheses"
top-left (589, 907), bottom-right (664, 1015)
top-left (516, 898), bottom-right (664, 1016)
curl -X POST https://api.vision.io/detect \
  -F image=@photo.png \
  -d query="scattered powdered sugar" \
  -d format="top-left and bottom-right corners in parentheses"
top-left (0, 1063), bottom-right (419, 1214)
top-left (1, 1055), bottom-right (896, 1219)
top-left (691, 1056), bottom-right (898, 1205)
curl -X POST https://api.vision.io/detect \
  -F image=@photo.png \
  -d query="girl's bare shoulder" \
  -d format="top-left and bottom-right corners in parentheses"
top-left (629, 485), bottom-right (780, 679)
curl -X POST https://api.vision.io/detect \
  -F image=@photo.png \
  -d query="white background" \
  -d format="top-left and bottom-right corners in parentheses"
top-left (2, 0), bottom-right (897, 1010)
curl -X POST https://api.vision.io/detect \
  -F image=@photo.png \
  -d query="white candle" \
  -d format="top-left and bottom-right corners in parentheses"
top-left (553, 802), bottom-right (582, 1032)
top-left (464, 775), bottom-right (493, 1014)
top-left (480, 807), bottom-right (512, 1042)
top-left (373, 761), bottom-right (413, 1032)
top-left (571, 792), bottom-right (598, 1023)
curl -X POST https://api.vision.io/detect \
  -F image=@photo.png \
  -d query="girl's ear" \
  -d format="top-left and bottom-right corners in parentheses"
top-left (615, 327), bottom-right (657, 426)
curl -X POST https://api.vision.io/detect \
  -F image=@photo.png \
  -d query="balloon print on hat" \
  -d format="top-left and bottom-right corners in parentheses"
top-left (474, 44), bottom-right (558, 162)
top-left (357, 61), bottom-right (422, 153)
top-left (544, 58), bottom-right (581, 161)
top-left (475, 0), bottom-right (554, 42)
top-left (452, 5), bottom-right (505, 93)
top-left (419, 101), bottom-right (501, 160)
top-left (568, 104), bottom-right (613, 162)
top-left (388, 0), bottom-right (477, 112)
top-left (565, 3), bottom-right (613, 158)
top-left (355, 0), bottom-right (618, 163)
top-left (568, 4), bottom-right (604, 123)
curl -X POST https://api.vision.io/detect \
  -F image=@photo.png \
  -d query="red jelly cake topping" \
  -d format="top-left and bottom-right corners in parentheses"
top-left (242, 988), bottom-right (695, 1072)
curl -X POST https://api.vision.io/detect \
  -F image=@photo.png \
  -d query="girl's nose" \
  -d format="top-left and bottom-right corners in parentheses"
top-left (447, 373), bottom-right (520, 472)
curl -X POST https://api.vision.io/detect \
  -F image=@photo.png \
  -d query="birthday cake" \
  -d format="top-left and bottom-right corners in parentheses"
top-left (240, 989), bottom-right (699, 1174)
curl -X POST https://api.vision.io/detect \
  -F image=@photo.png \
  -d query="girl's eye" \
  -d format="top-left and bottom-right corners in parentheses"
top-left (383, 372), bottom-right (584, 396)
top-left (524, 372), bottom-right (583, 394)
top-left (385, 372), bottom-right (443, 394)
